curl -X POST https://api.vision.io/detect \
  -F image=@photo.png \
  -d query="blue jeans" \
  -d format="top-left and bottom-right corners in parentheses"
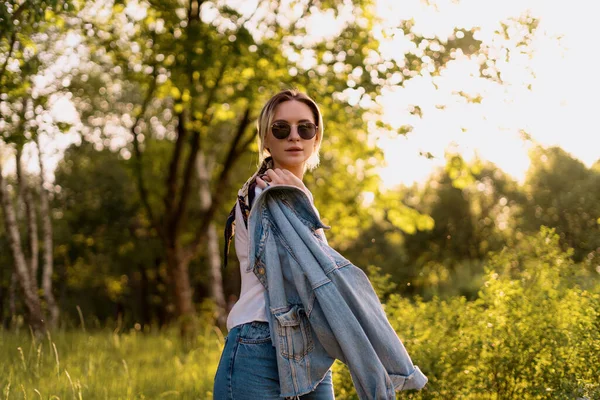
top-left (213, 321), bottom-right (335, 399)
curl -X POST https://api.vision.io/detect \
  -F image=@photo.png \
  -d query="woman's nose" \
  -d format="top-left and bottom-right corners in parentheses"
top-left (288, 126), bottom-right (301, 140)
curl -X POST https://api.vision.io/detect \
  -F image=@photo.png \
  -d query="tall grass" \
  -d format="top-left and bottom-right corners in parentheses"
top-left (3, 229), bottom-right (597, 399)
top-left (0, 323), bottom-right (225, 400)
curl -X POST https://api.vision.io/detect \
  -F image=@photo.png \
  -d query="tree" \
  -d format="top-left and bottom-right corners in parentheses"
top-left (65, 0), bottom-right (392, 334)
top-left (523, 146), bottom-right (600, 264)
top-left (64, 0), bottom-right (509, 334)
top-left (0, 0), bottom-right (73, 332)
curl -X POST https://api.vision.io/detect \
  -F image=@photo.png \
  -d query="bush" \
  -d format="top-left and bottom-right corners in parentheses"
top-left (336, 227), bottom-right (600, 399)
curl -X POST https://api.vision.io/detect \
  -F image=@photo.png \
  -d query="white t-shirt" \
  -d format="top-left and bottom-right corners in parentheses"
top-left (226, 186), bottom-right (327, 331)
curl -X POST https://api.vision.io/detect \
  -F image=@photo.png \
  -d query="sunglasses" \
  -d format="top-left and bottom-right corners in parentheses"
top-left (270, 121), bottom-right (318, 140)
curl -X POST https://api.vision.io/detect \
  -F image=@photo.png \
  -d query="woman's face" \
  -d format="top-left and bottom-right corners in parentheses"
top-left (265, 100), bottom-right (318, 174)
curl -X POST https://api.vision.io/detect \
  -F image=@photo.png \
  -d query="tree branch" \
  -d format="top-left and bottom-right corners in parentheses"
top-left (236, 120), bottom-right (259, 158)
top-left (188, 0), bottom-right (203, 22)
top-left (171, 60), bottom-right (228, 237)
top-left (170, 117), bottom-right (201, 237)
top-left (182, 106), bottom-right (253, 262)
top-left (163, 112), bottom-right (188, 242)
top-left (0, 0), bottom-right (31, 40)
top-left (10, 0), bottom-right (31, 24)
top-left (0, 31), bottom-right (18, 89)
top-left (130, 70), bottom-right (161, 238)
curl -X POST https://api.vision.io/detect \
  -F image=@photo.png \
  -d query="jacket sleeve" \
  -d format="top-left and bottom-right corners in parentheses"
top-left (267, 193), bottom-right (428, 398)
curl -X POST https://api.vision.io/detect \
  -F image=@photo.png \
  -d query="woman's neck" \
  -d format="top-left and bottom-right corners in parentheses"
top-left (272, 160), bottom-right (304, 181)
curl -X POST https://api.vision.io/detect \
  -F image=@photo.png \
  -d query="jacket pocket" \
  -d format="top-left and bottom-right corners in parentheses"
top-left (273, 304), bottom-right (314, 361)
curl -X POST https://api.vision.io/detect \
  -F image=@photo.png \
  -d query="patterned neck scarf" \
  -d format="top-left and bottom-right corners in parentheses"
top-left (223, 156), bottom-right (274, 268)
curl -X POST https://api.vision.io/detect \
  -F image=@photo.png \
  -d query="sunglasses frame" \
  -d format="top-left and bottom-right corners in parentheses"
top-left (270, 121), bottom-right (318, 140)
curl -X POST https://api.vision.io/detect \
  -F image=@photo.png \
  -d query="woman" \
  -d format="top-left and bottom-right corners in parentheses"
top-left (214, 89), bottom-right (333, 399)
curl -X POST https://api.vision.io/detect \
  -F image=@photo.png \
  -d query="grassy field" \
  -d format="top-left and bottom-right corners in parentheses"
top-left (3, 230), bottom-right (599, 399)
top-left (0, 324), bottom-right (225, 400)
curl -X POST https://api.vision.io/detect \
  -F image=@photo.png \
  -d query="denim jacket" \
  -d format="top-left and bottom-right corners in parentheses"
top-left (247, 185), bottom-right (428, 399)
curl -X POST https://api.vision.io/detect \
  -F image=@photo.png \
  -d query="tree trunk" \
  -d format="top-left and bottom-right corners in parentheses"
top-left (207, 223), bottom-right (226, 325)
top-left (154, 257), bottom-right (168, 327)
top-left (195, 151), bottom-right (227, 326)
top-left (138, 263), bottom-right (150, 325)
top-left (0, 163), bottom-right (45, 333)
top-left (24, 187), bottom-right (39, 280)
top-left (166, 246), bottom-right (196, 338)
top-left (0, 281), bottom-right (5, 328)
top-left (9, 272), bottom-right (17, 327)
top-left (36, 137), bottom-right (59, 328)
top-left (15, 147), bottom-right (39, 287)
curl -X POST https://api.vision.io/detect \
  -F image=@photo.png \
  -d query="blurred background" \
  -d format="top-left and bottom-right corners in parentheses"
top-left (1, 0), bottom-right (599, 398)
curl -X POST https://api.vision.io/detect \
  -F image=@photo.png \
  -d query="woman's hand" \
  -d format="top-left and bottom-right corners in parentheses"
top-left (256, 168), bottom-right (307, 192)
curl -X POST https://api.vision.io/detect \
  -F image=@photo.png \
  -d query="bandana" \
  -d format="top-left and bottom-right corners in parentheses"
top-left (223, 156), bottom-right (274, 268)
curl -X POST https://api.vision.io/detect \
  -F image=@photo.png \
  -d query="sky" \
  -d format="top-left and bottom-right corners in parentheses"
top-left (3, 0), bottom-right (599, 190)
top-left (371, 0), bottom-right (600, 188)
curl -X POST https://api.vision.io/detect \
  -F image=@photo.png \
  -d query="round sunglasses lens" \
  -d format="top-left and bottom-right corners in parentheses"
top-left (298, 124), bottom-right (316, 139)
top-left (272, 123), bottom-right (291, 139)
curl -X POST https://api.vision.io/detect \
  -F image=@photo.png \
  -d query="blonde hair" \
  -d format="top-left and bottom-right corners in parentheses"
top-left (257, 89), bottom-right (324, 171)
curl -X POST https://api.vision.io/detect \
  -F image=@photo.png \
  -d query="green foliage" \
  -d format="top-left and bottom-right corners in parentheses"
top-left (65, 0), bottom-right (502, 260)
top-left (1, 0), bottom-right (75, 141)
top-left (366, 264), bottom-right (398, 303)
top-left (343, 154), bottom-right (526, 300)
top-left (2, 227), bottom-right (598, 399)
top-left (1, 7), bottom-right (598, 398)
top-left (524, 146), bottom-right (600, 264)
top-left (0, 1), bottom-right (72, 40)
top-left (334, 227), bottom-right (600, 399)
top-left (53, 142), bottom-right (166, 326)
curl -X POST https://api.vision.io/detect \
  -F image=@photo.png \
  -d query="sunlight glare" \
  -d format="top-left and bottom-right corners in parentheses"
top-left (375, 0), bottom-right (600, 188)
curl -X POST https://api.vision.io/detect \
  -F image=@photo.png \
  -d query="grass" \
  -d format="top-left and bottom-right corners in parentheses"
top-left (0, 323), bottom-right (226, 400)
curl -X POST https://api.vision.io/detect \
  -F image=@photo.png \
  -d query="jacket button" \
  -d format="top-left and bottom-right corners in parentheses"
top-left (257, 267), bottom-right (265, 275)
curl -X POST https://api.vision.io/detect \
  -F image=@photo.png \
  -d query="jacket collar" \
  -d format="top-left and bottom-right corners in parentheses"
top-left (248, 185), bottom-right (330, 271)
